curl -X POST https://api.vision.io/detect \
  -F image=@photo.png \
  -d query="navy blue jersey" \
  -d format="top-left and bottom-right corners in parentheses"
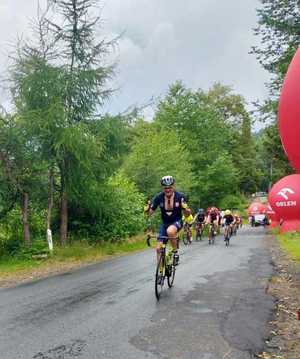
top-left (151, 191), bottom-right (186, 225)
top-left (223, 214), bottom-right (234, 225)
top-left (195, 213), bottom-right (205, 223)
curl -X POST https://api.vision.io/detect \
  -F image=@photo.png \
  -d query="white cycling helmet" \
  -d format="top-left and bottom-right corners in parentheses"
top-left (161, 175), bottom-right (175, 186)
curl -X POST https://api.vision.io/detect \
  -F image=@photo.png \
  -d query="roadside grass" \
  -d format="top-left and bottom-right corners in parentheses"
top-left (277, 231), bottom-right (300, 262)
top-left (0, 234), bottom-right (149, 278)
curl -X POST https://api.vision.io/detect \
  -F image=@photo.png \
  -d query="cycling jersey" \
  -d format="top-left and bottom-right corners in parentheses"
top-left (223, 214), bottom-right (234, 225)
top-left (207, 207), bottom-right (219, 222)
top-left (195, 213), bottom-right (205, 223)
top-left (183, 214), bottom-right (194, 225)
top-left (151, 191), bottom-right (187, 225)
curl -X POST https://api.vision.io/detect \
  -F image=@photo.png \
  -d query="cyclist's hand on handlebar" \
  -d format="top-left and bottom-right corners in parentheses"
top-left (181, 200), bottom-right (188, 209)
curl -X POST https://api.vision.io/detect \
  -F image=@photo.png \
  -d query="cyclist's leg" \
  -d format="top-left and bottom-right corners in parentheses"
top-left (208, 222), bottom-right (212, 240)
top-left (188, 224), bottom-right (192, 242)
top-left (166, 222), bottom-right (180, 250)
top-left (167, 221), bottom-right (181, 264)
top-left (156, 224), bottom-right (167, 263)
top-left (213, 219), bottom-right (218, 235)
top-left (224, 225), bottom-right (228, 239)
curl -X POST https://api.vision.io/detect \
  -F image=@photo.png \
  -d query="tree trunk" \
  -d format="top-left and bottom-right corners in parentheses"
top-left (60, 189), bottom-right (68, 245)
top-left (21, 192), bottom-right (31, 246)
top-left (47, 168), bottom-right (54, 232)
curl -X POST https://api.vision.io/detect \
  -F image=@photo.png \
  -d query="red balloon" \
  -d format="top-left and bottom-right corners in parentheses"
top-left (247, 202), bottom-right (266, 215)
top-left (278, 48), bottom-right (300, 171)
top-left (268, 174), bottom-right (300, 232)
top-left (266, 203), bottom-right (280, 228)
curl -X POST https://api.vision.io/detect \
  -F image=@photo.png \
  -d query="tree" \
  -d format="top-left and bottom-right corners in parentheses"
top-left (121, 126), bottom-right (194, 198)
top-left (42, 0), bottom-right (116, 244)
top-left (252, 0), bottom-right (300, 95)
top-left (154, 82), bottom-right (258, 196)
top-left (255, 124), bottom-right (293, 191)
top-left (197, 153), bottom-right (240, 208)
top-left (10, 0), bottom-right (116, 244)
top-left (251, 0), bottom-right (296, 183)
top-left (0, 115), bottom-right (44, 245)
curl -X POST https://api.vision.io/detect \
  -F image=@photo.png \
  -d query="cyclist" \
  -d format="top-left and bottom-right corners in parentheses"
top-left (222, 209), bottom-right (236, 240)
top-left (233, 212), bottom-right (241, 234)
top-left (206, 206), bottom-right (220, 233)
top-left (182, 211), bottom-right (194, 243)
top-left (144, 175), bottom-right (191, 266)
top-left (193, 208), bottom-right (206, 239)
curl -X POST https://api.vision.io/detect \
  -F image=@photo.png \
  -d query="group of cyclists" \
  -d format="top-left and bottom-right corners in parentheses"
top-left (144, 175), bottom-right (243, 266)
top-left (184, 206), bottom-right (242, 244)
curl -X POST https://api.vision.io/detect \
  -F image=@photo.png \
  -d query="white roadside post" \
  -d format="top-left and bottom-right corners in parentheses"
top-left (47, 229), bottom-right (53, 252)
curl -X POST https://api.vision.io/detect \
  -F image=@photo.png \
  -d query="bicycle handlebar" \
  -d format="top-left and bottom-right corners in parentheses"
top-left (146, 234), bottom-right (179, 246)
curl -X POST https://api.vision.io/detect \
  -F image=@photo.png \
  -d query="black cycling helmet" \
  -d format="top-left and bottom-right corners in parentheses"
top-left (160, 175), bottom-right (175, 186)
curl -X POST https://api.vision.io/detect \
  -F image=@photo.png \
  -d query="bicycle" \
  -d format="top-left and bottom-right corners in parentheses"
top-left (146, 234), bottom-right (179, 301)
top-left (195, 222), bottom-right (205, 241)
top-left (232, 222), bottom-right (238, 236)
top-left (182, 222), bottom-right (192, 245)
top-left (224, 224), bottom-right (232, 246)
top-left (208, 223), bottom-right (216, 245)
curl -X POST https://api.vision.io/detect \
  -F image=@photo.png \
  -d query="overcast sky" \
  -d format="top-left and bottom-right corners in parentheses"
top-left (0, 0), bottom-right (270, 120)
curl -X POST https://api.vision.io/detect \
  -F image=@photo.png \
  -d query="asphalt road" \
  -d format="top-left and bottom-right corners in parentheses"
top-left (0, 226), bottom-right (274, 359)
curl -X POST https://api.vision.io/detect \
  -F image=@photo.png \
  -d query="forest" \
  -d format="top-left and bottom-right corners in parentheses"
top-left (0, 0), bottom-right (294, 259)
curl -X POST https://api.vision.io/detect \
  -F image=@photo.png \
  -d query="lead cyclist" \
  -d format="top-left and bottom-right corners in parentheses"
top-left (144, 175), bottom-right (191, 265)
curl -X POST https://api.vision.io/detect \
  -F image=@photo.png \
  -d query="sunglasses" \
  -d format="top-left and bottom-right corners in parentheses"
top-left (163, 186), bottom-right (173, 190)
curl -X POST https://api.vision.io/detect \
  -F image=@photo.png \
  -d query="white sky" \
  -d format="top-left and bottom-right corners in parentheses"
top-left (0, 0), bottom-right (270, 122)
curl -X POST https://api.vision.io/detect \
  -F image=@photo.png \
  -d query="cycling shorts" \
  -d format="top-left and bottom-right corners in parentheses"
top-left (158, 221), bottom-right (183, 242)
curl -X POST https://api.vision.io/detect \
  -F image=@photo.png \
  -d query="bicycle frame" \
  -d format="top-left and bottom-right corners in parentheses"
top-left (208, 222), bottom-right (216, 244)
top-left (146, 234), bottom-right (179, 300)
top-left (195, 222), bottom-right (204, 240)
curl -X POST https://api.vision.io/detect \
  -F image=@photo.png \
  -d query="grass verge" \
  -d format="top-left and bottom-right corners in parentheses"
top-left (277, 231), bottom-right (300, 262)
top-left (0, 235), bottom-right (149, 285)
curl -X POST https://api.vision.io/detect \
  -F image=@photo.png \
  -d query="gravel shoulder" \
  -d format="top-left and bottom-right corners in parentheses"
top-left (258, 233), bottom-right (300, 359)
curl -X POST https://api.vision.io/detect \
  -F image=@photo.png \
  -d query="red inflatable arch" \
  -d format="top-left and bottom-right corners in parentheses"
top-left (278, 48), bottom-right (300, 172)
top-left (268, 174), bottom-right (300, 232)
top-left (266, 203), bottom-right (280, 228)
top-left (247, 202), bottom-right (266, 216)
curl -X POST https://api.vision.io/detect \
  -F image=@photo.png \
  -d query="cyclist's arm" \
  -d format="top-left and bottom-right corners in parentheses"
top-left (181, 198), bottom-right (191, 216)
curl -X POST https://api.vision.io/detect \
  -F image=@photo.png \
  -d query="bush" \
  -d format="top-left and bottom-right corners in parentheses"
top-left (0, 206), bottom-right (47, 258)
top-left (219, 194), bottom-right (246, 210)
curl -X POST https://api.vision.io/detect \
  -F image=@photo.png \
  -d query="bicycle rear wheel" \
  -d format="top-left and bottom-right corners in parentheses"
top-left (155, 253), bottom-right (165, 300)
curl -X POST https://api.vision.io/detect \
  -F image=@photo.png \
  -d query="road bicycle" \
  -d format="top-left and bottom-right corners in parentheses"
top-left (224, 224), bottom-right (232, 246)
top-left (195, 222), bottom-right (205, 241)
top-left (182, 222), bottom-right (192, 245)
top-left (146, 234), bottom-right (179, 301)
top-left (208, 223), bottom-right (217, 245)
top-left (232, 222), bottom-right (238, 236)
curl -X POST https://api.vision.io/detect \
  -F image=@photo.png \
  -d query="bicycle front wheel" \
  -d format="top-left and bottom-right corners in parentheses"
top-left (167, 263), bottom-right (176, 287)
top-left (183, 233), bottom-right (189, 245)
top-left (155, 253), bottom-right (165, 300)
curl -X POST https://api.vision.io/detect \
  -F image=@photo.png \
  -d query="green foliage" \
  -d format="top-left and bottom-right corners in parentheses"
top-left (278, 232), bottom-right (300, 262)
top-left (196, 153), bottom-right (240, 208)
top-left (219, 194), bottom-right (246, 211)
top-left (99, 174), bottom-right (146, 240)
top-left (121, 126), bottom-right (194, 197)
top-left (252, 0), bottom-right (299, 93)
top-left (255, 123), bottom-right (293, 190)
top-left (67, 173), bottom-right (146, 241)
top-left (0, 206), bottom-right (47, 258)
top-left (154, 82), bottom-right (260, 196)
